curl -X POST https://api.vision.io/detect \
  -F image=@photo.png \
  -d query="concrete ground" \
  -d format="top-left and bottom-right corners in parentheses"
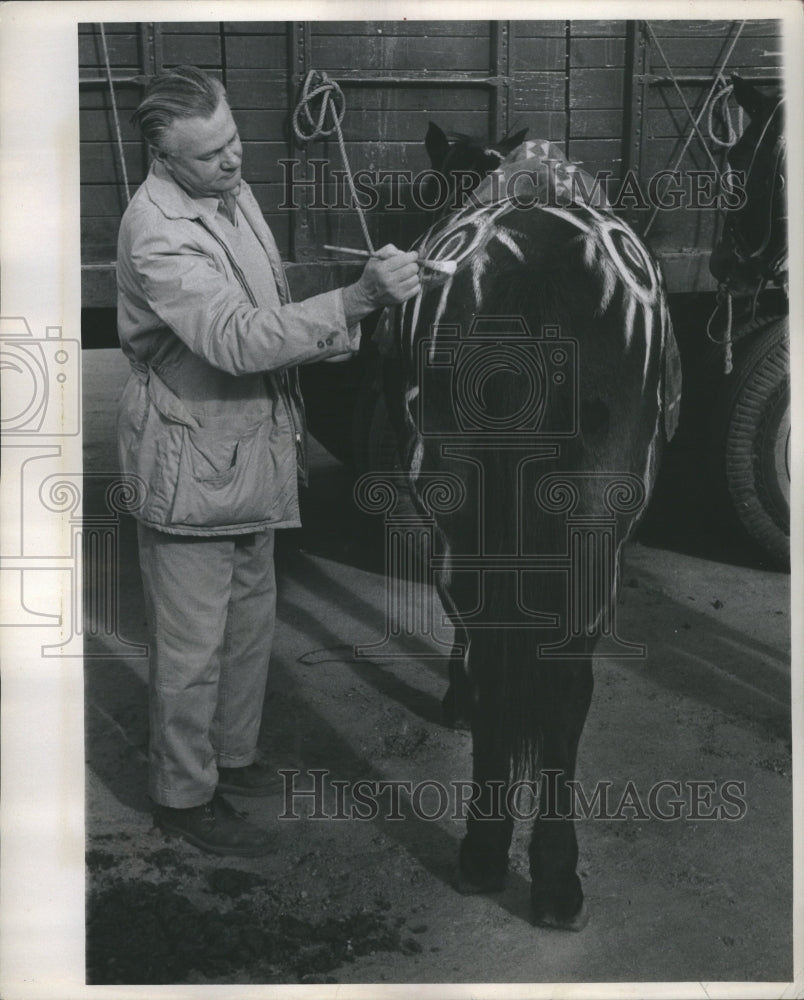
top-left (82, 349), bottom-right (794, 987)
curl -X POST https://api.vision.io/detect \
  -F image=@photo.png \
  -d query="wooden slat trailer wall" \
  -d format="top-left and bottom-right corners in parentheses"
top-left (79, 18), bottom-right (789, 563)
top-left (79, 18), bottom-right (782, 309)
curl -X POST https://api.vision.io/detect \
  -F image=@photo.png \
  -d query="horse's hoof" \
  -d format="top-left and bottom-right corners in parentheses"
top-left (532, 899), bottom-right (589, 932)
top-left (454, 869), bottom-right (506, 895)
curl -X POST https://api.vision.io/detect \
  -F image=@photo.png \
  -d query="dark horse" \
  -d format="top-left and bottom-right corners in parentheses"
top-left (380, 123), bottom-right (682, 929)
top-left (710, 75), bottom-right (787, 296)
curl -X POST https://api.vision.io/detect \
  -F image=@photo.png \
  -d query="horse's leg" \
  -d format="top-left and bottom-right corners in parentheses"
top-left (442, 634), bottom-right (471, 729)
top-left (529, 657), bottom-right (593, 931)
top-left (435, 577), bottom-right (472, 730)
top-left (456, 637), bottom-right (514, 894)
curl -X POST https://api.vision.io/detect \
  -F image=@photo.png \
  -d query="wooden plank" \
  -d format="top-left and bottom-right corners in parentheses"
top-left (223, 35), bottom-right (288, 69)
top-left (569, 68), bottom-right (626, 109)
top-left (80, 143), bottom-right (146, 185)
top-left (646, 36), bottom-right (783, 71)
top-left (569, 37), bottom-right (626, 68)
top-left (512, 73), bottom-right (567, 112)
top-left (647, 20), bottom-right (781, 38)
top-left (641, 206), bottom-right (719, 249)
top-left (160, 33), bottom-right (222, 66)
top-left (80, 89), bottom-right (142, 111)
top-left (79, 22), bottom-right (142, 34)
top-left (511, 36), bottom-right (566, 72)
top-left (302, 210), bottom-right (428, 255)
top-left (217, 109), bottom-right (288, 141)
top-left (570, 21), bottom-right (627, 37)
top-left (80, 108), bottom-right (141, 143)
top-left (567, 137), bottom-right (622, 173)
top-left (79, 31), bottom-right (140, 68)
top-left (224, 72), bottom-right (291, 109)
top-left (291, 85), bottom-right (491, 113)
top-left (643, 105), bottom-right (751, 143)
top-left (341, 110), bottom-right (492, 143)
top-left (308, 36), bottom-right (492, 73)
top-left (80, 185), bottom-right (131, 218)
top-left (639, 139), bottom-right (728, 175)
top-left (160, 22), bottom-right (223, 34)
top-left (569, 108), bottom-right (624, 139)
top-left (512, 21), bottom-right (567, 38)
top-left (644, 83), bottom-right (781, 116)
top-left (500, 111), bottom-right (565, 142)
top-left (222, 22), bottom-right (287, 35)
top-left (309, 21), bottom-right (492, 37)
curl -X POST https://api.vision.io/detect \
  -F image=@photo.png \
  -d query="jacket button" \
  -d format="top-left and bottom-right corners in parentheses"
top-left (326, 337), bottom-right (333, 346)
top-left (317, 340), bottom-right (325, 349)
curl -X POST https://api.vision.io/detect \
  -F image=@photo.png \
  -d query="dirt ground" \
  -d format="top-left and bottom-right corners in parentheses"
top-left (83, 349), bottom-right (794, 987)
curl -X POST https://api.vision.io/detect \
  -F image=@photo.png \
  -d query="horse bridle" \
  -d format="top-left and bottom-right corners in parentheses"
top-left (723, 97), bottom-right (787, 283)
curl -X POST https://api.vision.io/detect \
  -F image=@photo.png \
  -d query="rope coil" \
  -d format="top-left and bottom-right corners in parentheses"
top-left (292, 70), bottom-right (374, 254)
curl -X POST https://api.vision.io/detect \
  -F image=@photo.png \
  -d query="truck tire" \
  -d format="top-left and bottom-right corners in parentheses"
top-left (711, 315), bottom-right (790, 568)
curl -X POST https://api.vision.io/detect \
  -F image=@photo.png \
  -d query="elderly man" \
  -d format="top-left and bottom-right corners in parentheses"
top-left (117, 65), bottom-right (419, 856)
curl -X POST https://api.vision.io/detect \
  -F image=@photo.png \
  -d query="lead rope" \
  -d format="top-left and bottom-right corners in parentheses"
top-left (99, 23), bottom-right (130, 204)
top-left (292, 70), bottom-right (374, 254)
top-left (706, 284), bottom-right (734, 375)
top-left (707, 79), bottom-right (744, 150)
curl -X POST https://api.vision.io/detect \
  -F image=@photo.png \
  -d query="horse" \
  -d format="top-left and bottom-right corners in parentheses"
top-left (709, 75), bottom-right (787, 297)
top-left (379, 123), bottom-right (682, 930)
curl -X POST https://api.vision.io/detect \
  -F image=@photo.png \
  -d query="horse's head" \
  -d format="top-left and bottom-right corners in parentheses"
top-left (709, 75), bottom-right (787, 296)
top-left (423, 122), bottom-right (528, 216)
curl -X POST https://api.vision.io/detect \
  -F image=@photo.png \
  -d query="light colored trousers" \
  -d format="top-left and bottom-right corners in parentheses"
top-left (136, 524), bottom-right (276, 808)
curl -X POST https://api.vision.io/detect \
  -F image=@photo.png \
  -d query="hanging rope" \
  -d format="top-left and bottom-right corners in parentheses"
top-left (642, 20), bottom-right (746, 237)
top-left (99, 23), bottom-right (130, 204)
top-left (707, 79), bottom-right (744, 149)
top-left (292, 70), bottom-right (374, 254)
top-left (706, 284), bottom-right (734, 375)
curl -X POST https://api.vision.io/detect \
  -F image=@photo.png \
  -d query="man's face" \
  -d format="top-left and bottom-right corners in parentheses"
top-left (155, 99), bottom-right (243, 199)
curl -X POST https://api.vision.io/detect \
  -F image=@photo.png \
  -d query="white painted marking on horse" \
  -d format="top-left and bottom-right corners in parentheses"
top-left (642, 304), bottom-right (653, 387)
top-left (410, 438), bottom-right (424, 481)
top-left (623, 295), bottom-right (637, 350)
top-left (470, 254), bottom-right (485, 306)
top-left (430, 275), bottom-right (456, 355)
top-left (494, 228), bottom-right (525, 261)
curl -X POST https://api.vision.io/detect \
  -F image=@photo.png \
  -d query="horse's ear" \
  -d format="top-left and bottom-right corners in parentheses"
top-left (498, 128), bottom-right (529, 155)
top-left (731, 74), bottom-right (771, 120)
top-left (425, 122), bottom-right (450, 168)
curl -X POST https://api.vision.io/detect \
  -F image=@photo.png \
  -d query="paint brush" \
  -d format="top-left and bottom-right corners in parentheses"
top-left (323, 244), bottom-right (457, 275)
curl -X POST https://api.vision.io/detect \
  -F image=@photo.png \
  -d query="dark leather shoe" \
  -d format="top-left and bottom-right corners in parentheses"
top-left (153, 794), bottom-right (274, 857)
top-left (217, 761), bottom-right (279, 797)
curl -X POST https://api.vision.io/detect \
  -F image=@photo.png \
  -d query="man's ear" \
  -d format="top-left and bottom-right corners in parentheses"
top-left (150, 144), bottom-right (169, 167)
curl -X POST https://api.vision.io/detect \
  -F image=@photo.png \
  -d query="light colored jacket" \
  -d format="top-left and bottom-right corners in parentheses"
top-left (117, 162), bottom-right (357, 535)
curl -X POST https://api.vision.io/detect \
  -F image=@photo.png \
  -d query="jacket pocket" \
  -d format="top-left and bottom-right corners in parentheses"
top-left (170, 420), bottom-right (296, 528)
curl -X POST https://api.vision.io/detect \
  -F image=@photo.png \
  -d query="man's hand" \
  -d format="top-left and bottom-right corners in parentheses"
top-left (342, 245), bottom-right (421, 326)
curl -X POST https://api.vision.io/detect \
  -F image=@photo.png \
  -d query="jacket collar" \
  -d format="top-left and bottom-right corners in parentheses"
top-left (142, 161), bottom-right (274, 250)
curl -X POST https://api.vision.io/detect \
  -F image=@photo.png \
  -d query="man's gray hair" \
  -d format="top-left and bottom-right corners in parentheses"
top-left (132, 66), bottom-right (227, 147)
